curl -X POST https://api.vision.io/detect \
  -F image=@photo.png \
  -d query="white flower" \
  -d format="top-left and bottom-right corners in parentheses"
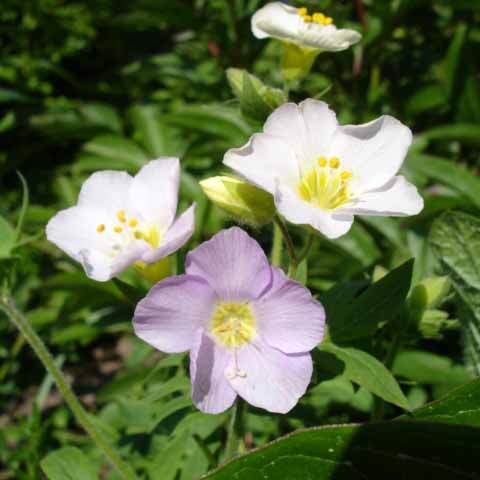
top-left (252, 2), bottom-right (361, 52)
top-left (46, 158), bottom-right (195, 281)
top-left (224, 100), bottom-right (423, 239)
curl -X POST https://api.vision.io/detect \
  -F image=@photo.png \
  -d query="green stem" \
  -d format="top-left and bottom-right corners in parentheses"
top-left (0, 295), bottom-right (137, 480)
top-left (372, 307), bottom-right (410, 421)
top-left (193, 433), bottom-right (217, 468)
top-left (224, 398), bottom-right (246, 460)
top-left (297, 232), bottom-right (315, 265)
top-left (270, 222), bottom-right (283, 267)
top-left (273, 215), bottom-right (297, 276)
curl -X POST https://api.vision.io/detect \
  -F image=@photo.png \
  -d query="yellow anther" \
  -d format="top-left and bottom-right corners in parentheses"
top-left (211, 302), bottom-right (256, 348)
top-left (313, 12), bottom-right (325, 23)
top-left (329, 157), bottom-right (340, 169)
top-left (318, 156), bottom-right (327, 167)
top-left (341, 171), bottom-right (352, 180)
top-left (116, 210), bottom-right (126, 223)
top-left (324, 16), bottom-right (333, 25)
top-left (134, 231), bottom-right (143, 240)
top-left (298, 7), bottom-right (308, 16)
top-left (128, 218), bottom-right (138, 228)
top-left (114, 226), bottom-right (123, 233)
top-left (96, 224), bottom-right (105, 233)
top-left (303, 14), bottom-right (313, 22)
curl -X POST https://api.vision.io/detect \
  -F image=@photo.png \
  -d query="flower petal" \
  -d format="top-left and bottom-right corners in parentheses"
top-left (141, 204), bottom-right (196, 264)
top-left (263, 101), bottom-right (338, 167)
top-left (224, 133), bottom-right (299, 194)
top-left (330, 116), bottom-right (413, 192)
top-left (46, 205), bottom-right (106, 263)
top-left (251, 2), bottom-right (301, 41)
top-left (129, 158), bottom-right (180, 230)
top-left (81, 241), bottom-right (148, 282)
top-left (133, 275), bottom-right (216, 353)
top-left (301, 25), bottom-right (361, 51)
top-left (275, 184), bottom-right (353, 239)
top-left (228, 338), bottom-right (313, 414)
top-left (78, 170), bottom-right (132, 213)
top-left (190, 332), bottom-right (237, 414)
top-left (185, 227), bottom-right (272, 301)
top-left (342, 176), bottom-right (424, 217)
top-left (254, 267), bottom-right (325, 354)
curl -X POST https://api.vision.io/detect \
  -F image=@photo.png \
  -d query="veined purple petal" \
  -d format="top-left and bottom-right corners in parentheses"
top-left (253, 267), bottom-right (325, 354)
top-left (227, 337), bottom-right (313, 414)
top-left (190, 332), bottom-right (237, 414)
top-left (133, 275), bottom-right (216, 353)
top-left (185, 227), bottom-right (272, 301)
top-left (141, 204), bottom-right (196, 264)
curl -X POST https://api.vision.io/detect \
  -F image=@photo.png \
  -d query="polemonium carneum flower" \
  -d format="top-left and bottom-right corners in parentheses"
top-left (133, 227), bottom-right (325, 414)
top-left (46, 158), bottom-right (195, 281)
top-left (252, 2), bottom-right (361, 52)
top-left (224, 100), bottom-right (423, 239)
top-left (252, 3), bottom-right (361, 80)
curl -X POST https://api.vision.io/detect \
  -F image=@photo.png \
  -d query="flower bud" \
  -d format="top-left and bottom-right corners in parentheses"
top-left (200, 176), bottom-right (275, 227)
top-left (409, 276), bottom-right (451, 313)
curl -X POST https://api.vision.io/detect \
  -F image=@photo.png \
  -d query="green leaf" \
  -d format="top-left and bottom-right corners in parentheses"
top-left (420, 124), bottom-right (480, 148)
top-left (324, 259), bottom-right (414, 343)
top-left (81, 134), bottom-right (148, 171)
top-left (405, 378), bottom-right (480, 426)
top-left (430, 211), bottom-right (480, 374)
top-left (405, 153), bottom-right (480, 209)
top-left (78, 102), bottom-right (122, 133)
top-left (41, 447), bottom-right (98, 480)
top-left (203, 421), bottom-right (480, 479)
top-left (128, 104), bottom-right (186, 157)
top-left (445, 23), bottom-right (468, 101)
top-left (0, 216), bottom-right (16, 259)
top-left (321, 343), bottom-right (410, 410)
top-left (164, 105), bottom-right (252, 144)
top-left (393, 350), bottom-right (472, 385)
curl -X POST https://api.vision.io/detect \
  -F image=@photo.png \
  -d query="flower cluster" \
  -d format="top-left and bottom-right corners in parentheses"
top-left (46, 2), bottom-right (423, 415)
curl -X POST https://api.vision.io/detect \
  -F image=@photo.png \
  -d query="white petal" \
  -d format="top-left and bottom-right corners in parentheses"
top-left (46, 205), bottom-right (108, 263)
top-left (224, 133), bottom-right (299, 194)
top-left (263, 100), bottom-right (338, 166)
top-left (129, 158), bottom-right (180, 231)
top-left (329, 115), bottom-right (413, 192)
top-left (227, 338), bottom-right (313, 414)
top-left (141, 204), bottom-right (196, 264)
top-left (78, 170), bottom-right (132, 213)
top-left (342, 176), bottom-right (424, 217)
top-left (81, 241), bottom-right (148, 282)
top-left (251, 2), bottom-right (301, 41)
top-left (301, 25), bottom-right (361, 51)
top-left (275, 184), bottom-right (353, 239)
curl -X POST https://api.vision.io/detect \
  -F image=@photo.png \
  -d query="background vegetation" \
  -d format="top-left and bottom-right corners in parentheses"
top-left (1, 0), bottom-right (480, 479)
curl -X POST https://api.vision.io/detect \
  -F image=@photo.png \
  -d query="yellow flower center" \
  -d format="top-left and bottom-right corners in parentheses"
top-left (96, 210), bottom-right (161, 248)
top-left (298, 7), bottom-right (333, 25)
top-left (210, 302), bottom-right (256, 348)
top-left (297, 156), bottom-right (353, 210)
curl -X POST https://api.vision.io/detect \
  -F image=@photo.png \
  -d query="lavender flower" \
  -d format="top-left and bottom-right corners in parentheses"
top-left (133, 227), bottom-right (325, 414)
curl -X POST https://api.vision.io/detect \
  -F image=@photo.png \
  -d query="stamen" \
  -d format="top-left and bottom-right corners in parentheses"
top-left (116, 210), bottom-right (126, 223)
top-left (128, 218), bottom-right (138, 228)
top-left (113, 226), bottom-right (123, 233)
top-left (318, 156), bottom-right (327, 167)
top-left (329, 157), bottom-right (340, 169)
top-left (96, 224), bottom-right (105, 233)
top-left (134, 231), bottom-right (143, 240)
top-left (210, 302), bottom-right (256, 348)
top-left (297, 7), bottom-right (308, 16)
top-left (297, 155), bottom-right (353, 210)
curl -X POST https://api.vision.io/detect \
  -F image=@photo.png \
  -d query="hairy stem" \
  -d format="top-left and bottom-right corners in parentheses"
top-left (270, 222), bottom-right (283, 267)
top-left (0, 295), bottom-right (137, 480)
top-left (273, 215), bottom-right (297, 276)
top-left (224, 398), bottom-right (246, 460)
